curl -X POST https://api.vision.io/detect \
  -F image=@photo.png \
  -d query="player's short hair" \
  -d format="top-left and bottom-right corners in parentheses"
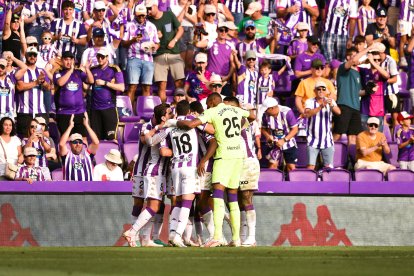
top-left (176, 100), bottom-right (190, 116)
top-left (62, 0), bottom-right (75, 10)
top-left (259, 60), bottom-right (272, 70)
top-left (346, 47), bottom-right (358, 56)
top-left (207, 92), bottom-right (222, 102)
top-left (223, 96), bottom-right (240, 107)
top-left (353, 35), bottom-right (365, 44)
top-left (190, 101), bottom-right (204, 114)
top-left (154, 103), bottom-right (171, 124)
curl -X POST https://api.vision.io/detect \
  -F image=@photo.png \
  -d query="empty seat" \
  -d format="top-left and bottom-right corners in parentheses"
top-left (295, 141), bottom-right (308, 168)
top-left (387, 169), bottom-right (414, 182)
top-left (334, 142), bottom-right (348, 168)
top-left (354, 169), bottom-right (384, 182)
top-left (383, 124), bottom-right (392, 142)
top-left (123, 142), bottom-right (138, 164)
top-left (117, 95), bottom-right (140, 122)
top-left (94, 141), bottom-right (120, 165)
top-left (321, 168), bottom-right (351, 182)
top-left (51, 169), bottom-right (63, 181)
top-left (123, 123), bottom-right (143, 143)
top-left (136, 96), bottom-right (162, 121)
top-left (384, 142), bottom-right (399, 168)
top-left (288, 169), bottom-right (318, 181)
top-left (259, 168), bottom-right (284, 182)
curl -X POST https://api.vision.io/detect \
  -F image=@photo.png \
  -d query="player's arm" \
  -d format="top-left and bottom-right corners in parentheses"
top-left (197, 138), bottom-right (217, 176)
top-left (160, 146), bottom-right (173, 157)
top-left (144, 124), bottom-right (168, 146)
top-left (176, 118), bottom-right (204, 130)
top-left (246, 109), bottom-right (256, 122)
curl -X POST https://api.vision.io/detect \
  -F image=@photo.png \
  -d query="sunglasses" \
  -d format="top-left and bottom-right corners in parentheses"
top-left (43, 37), bottom-right (52, 40)
top-left (298, 29), bottom-right (308, 32)
top-left (71, 140), bottom-right (83, 145)
top-left (311, 42), bottom-right (319, 46)
top-left (245, 27), bottom-right (255, 31)
top-left (97, 54), bottom-right (107, 59)
top-left (0, 65), bottom-right (5, 70)
top-left (373, 59), bottom-right (381, 62)
top-left (137, 14), bottom-right (146, 18)
top-left (30, 125), bottom-right (37, 128)
top-left (146, 7), bottom-right (152, 11)
top-left (206, 13), bottom-right (216, 16)
top-left (314, 66), bottom-right (324, 70)
top-left (218, 27), bottom-right (228, 33)
top-left (27, 53), bottom-right (37, 57)
top-left (368, 123), bottom-right (379, 128)
top-left (95, 9), bottom-right (105, 12)
top-left (316, 87), bottom-right (326, 91)
top-left (247, 58), bottom-right (256, 61)
top-left (26, 155), bottom-right (37, 157)
top-left (28, 43), bottom-right (38, 47)
top-left (212, 83), bottom-right (222, 88)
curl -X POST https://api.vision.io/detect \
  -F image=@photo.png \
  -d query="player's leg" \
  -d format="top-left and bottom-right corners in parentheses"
top-left (197, 172), bottom-right (214, 240)
top-left (227, 188), bottom-right (241, 246)
top-left (152, 200), bottom-right (168, 246)
top-left (131, 176), bottom-right (145, 224)
top-left (240, 190), bottom-right (256, 247)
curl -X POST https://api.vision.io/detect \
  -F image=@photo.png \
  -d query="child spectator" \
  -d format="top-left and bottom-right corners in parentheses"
top-left (257, 60), bottom-right (275, 106)
top-left (234, 50), bottom-right (258, 106)
top-left (358, 0), bottom-right (375, 36)
top-left (287, 22), bottom-right (309, 60)
top-left (38, 31), bottom-right (58, 69)
top-left (396, 112), bottom-right (414, 171)
top-left (15, 147), bottom-right (46, 184)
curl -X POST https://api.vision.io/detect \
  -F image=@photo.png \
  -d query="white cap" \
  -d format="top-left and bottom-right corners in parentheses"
top-left (145, 0), bottom-right (159, 7)
top-left (26, 46), bottom-right (38, 55)
top-left (104, 149), bottom-right (123, 164)
top-left (245, 2), bottom-right (262, 15)
top-left (367, 117), bottom-right (380, 125)
top-left (24, 147), bottom-right (38, 156)
top-left (26, 36), bottom-right (38, 45)
top-left (226, 21), bottom-right (237, 30)
top-left (69, 133), bottom-right (83, 142)
top-left (35, 117), bottom-right (46, 125)
top-left (195, 53), bottom-right (208, 63)
top-left (218, 22), bottom-right (227, 29)
top-left (97, 48), bottom-right (109, 56)
top-left (210, 73), bottom-right (222, 84)
top-left (94, 1), bottom-right (106, 10)
top-left (262, 97), bottom-right (279, 110)
top-left (204, 4), bottom-right (216, 14)
top-left (315, 80), bottom-right (327, 89)
top-left (0, 59), bottom-right (7, 67)
top-left (295, 22), bottom-right (309, 31)
top-left (372, 42), bottom-right (386, 53)
top-left (134, 4), bottom-right (147, 15)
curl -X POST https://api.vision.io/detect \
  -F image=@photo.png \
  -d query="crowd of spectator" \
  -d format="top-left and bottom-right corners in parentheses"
top-left (0, 0), bottom-right (413, 182)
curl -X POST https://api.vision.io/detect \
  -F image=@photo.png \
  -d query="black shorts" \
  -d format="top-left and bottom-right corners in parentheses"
top-left (56, 113), bottom-right (88, 137)
top-left (333, 105), bottom-right (363, 135)
top-left (283, 146), bottom-right (298, 164)
top-left (384, 94), bottom-right (401, 113)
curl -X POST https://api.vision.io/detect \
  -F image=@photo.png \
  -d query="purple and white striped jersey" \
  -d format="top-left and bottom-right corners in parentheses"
top-left (237, 65), bottom-right (258, 105)
top-left (17, 68), bottom-right (49, 115)
top-left (0, 75), bottom-right (16, 115)
top-left (358, 6), bottom-right (376, 35)
top-left (54, 0), bottom-right (90, 21)
top-left (50, 18), bottom-right (87, 55)
top-left (123, 19), bottom-right (160, 62)
top-left (16, 165), bottom-right (45, 181)
top-left (323, 0), bottom-right (358, 35)
top-left (197, 129), bottom-right (214, 173)
top-left (236, 38), bottom-right (269, 64)
top-left (261, 105), bottom-right (298, 150)
top-left (85, 18), bottom-right (119, 46)
top-left (224, 0), bottom-right (243, 13)
top-left (133, 122), bottom-right (152, 176)
top-left (166, 115), bottom-right (199, 169)
top-left (80, 45), bottom-right (115, 66)
top-left (257, 74), bottom-right (276, 104)
top-left (277, 0), bottom-right (317, 35)
top-left (304, 98), bottom-right (337, 149)
top-left (143, 126), bottom-right (170, 177)
top-left (380, 55), bottom-right (399, 95)
top-left (24, 1), bottom-right (53, 28)
top-left (400, 0), bottom-right (414, 21)
top-left (62, 147), bottom-right (94, 181)
top-left (22, 137), bottom-right (51, 167)
top-left (38, 44), bottom-right (59, 64)
top-left (241, 119), bottom-right (260, 159)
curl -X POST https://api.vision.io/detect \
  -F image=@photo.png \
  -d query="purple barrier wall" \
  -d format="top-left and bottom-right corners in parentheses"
top-left (349, 181), bottom-right (414, 195)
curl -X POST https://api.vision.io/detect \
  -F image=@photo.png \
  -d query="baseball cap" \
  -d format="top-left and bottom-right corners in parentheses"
top-left (397, 111), bottom-right (414, 122)
top-left (93, 28), bottom-right (105, 37)
top-left (307, 35), bottom-right (320, 45)
top-left (226, 21), bottom-right (237, 30)
top-left (145, 0), bottom-right (159, 7)
top-left (69, 133), bottom-right (83, 142)
top-left (26, 36), bottom-right (38, 45)
top-left (296, 22), bottom-right (309, 31)
top-left (35, 117), bottom-right (46, 125)
top-left (367, 117), bottom-right (380, 125)
top-left (195, 52), bottom-right (207, 63)
top-left (97, 48), bottom-right (109, 56)
top-left (94, 1), bottom-right (106, 10)
top-left (210, 73), bottom-right (222, 84)
top-left (376, 7), bottom-right (387, 17)
top-left (315, 81), bottom-right (327, 89)
top-left (311, 59), bottom-right (324, 68)
top-left (204, 4), bottom-right (216, 14)
top-left (174, 88), bottom-right (186, 96)
top-left (373, 42), bottom-right (386, 53)
top-left (26, 46), bottom-right (38, 55)
top-left (24, 147), bottom-right (38, 157)
top-left (134, 4), bottom-right (146, 15)
top-left (262, 97), bottom-right (279, 110)
top-left (62, 51), bottom-right (75, 59)
top-left (245, 50), bottom-right (256, 60)
top-left (0, 59), bottom-right (7, 67)
top-left (245, 2), bottom-right (262, 15)
top-left (218, 22), bottom-right (227, 29)
top-left (244, 19), bottom-right (255, 29)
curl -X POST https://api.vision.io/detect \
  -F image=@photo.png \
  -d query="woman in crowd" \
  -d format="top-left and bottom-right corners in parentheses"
top-left (0, 117), bottom-right (23, 180)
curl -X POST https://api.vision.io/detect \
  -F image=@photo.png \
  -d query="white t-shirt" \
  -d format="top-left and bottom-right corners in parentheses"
top-left (93, 162), bottom-right (124, 181)
top-left (0, 136), bottom-right (22, 175)
top-left (170, 4), bottom-right (196, 28)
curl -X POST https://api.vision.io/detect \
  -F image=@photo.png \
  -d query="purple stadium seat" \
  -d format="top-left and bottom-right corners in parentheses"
top-left (166, 89), bottom-right (174, 96)
top-left (296, 141), bottom-right (308, 168)
top-left (51, 169), bottom-right (63, 181)
top-left (48, 122), bottom-right (60, 151)
top-left (334, 142), bottom-right (348, 168)
top-left (387, 169), bottom-right (414, 182)
top-left (117, 95), bottom-right (140, 122)
top-left (288, 169), bottom-right (318, 181)
top-left (274, 71), bottom-right (291, 96)
top-left (123, 123), bottom-right (142, 143)
top-left (136, 96), bottom-right (162, 121)
top-left (94, 141), bottom-right (120, 165)
top-left (259, 169), bottom-right (284, 182)
top-left (354, 169), bottom-right (384, 182)
top-left (321, 168), bottom-right (351, 182)
top-left (398, 71), bottom-right (411, 111)
top-left (123, 142), bottom-right (138, 164)
top-left (383, 124), bottom-right (392, 142)
top-left (384, 142), bottom-right (399, 168)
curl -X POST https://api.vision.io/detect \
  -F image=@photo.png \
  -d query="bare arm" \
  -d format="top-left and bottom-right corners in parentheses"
top-left (177, 118), bottom-right (204, 130)
top-left (59, 114), bottom-right (74, 156)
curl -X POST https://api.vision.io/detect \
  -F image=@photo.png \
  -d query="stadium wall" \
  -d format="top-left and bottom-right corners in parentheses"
top-left (1, 193), bottom-right (414, 247)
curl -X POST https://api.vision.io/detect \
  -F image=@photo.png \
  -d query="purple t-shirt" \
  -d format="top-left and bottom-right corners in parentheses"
top-left (206, 40), bottom-right (234, 77)
top-left (288, 39), bottom-right (308, 57)
top-left (0, 2), bottom-right (6, 33)
top-left (90, 65), bottom-right (124, 110)
top-left (294, 52), bottom-right (326, 78)
top-left (396, 128), bottom-right (414, 162)
top-left (53, 69), bottom-right (87, 115)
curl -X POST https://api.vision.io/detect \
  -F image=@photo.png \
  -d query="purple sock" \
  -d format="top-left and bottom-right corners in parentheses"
top-left (181, 200), bottom-right (193, 209)
top-left (132, 205), bottom-right (142, 217)
top-left (201, 206), bottom-right (212, 215)
top-left (145, 207), bottom-right (156, 216)
top-left (213, 189), bottom-right (224, 199)
top-left (244, 204), bottom-right (255, 211)
top-left (239, 205), bottom-right (245, 212)
top-left (227, 193), bottom-right (238, 202)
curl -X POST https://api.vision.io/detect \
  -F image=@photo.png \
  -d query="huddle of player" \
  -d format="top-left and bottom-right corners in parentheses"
top-left (123, 93), bottom-right (259, 247)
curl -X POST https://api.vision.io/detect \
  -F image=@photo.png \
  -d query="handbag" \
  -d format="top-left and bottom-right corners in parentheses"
top-left (0, 138), bottom-right (18, 180)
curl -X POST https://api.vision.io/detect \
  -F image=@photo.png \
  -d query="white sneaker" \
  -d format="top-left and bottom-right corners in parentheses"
top-left (170, 235), bottom-right (187, 248)
top-left (122, 229), bottom-right (137, 247)
top-left (400, 57), bottom-right (408, 67)
top-left (228, 239), bottom-right (241, 247)
top-left (184, 238), bottom-right (200, 247)
top-left (141, 239), bottom-right (163, 247)
top-left (241, 237), bottom-right (257, 247)
top-left (203, 238), bottom-right (222, 248)
top-left (221, 236), bottom-right (228, 246)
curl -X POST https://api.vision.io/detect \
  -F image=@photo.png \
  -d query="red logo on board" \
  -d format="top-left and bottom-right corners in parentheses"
top-left (273, 203), bottom-right (352, 246)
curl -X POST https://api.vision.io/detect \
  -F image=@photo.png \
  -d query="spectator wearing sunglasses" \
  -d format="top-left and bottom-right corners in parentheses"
top-left (200, 73), bottom-right (226, 110)
top-left (355, 117), bottom-right (395, 174)
top-left (233, 50), bottom-right (258, 106)
top-left (15, 147), bottom-right (46, 184)
top-left (198, 0), bottom-right (234, 24)
top-left (37, 31), bottom-right (59, 69)
top-left (193, 5), bottom-right (220, 50)
top-left (294, 35), bottom-right (327, 81)
top-left (237, 2), bottom-right (271, 41)
top-left (59, 113), bottom-right (99, 181)
top-left (184, 52), bottom-right (212, 102)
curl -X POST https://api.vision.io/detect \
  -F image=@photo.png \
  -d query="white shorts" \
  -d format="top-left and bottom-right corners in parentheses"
top-left (398, 20), bottom-right (413, 36)
top-left (171, 167), bottom-right (199, 196)
top-left (143, 175), bottom-right (165, 200)
top-left (132, 175), bottom-right (144, 198)
top-left (239, 157), bottom-right (260, 191)
top-left (198, 171), bottom-right (212, 191)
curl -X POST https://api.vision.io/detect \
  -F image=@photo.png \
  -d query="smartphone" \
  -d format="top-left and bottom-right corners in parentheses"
top-left (188, 7), bottom-right (193, 14)
top-left (36, 125), bottom-right (42, 133)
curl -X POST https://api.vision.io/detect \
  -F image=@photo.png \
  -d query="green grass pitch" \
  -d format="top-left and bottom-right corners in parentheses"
top-left (1, 247), bottom-right (414, 275)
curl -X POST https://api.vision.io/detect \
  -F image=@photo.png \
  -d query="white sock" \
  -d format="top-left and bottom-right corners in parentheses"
top-left (169, 206), bottom-right (181, 234)
top-left (175, 207), bottom-right (191, 236)
top-left (131, 215), bottom-right (138, 225)
top-left (152, 213), bottom-right (163, 240)
top-left (202, 210), bottom-right (215, 238)
top-left (140, 218), bottom-right (154, 243)
top-left (183, 216), bottom-right (194, 242)
top-left (246, 209), bottom-right (256, 240)
top-left (240, 210), bottom-right (247, 243)
top-left (194, 218), bottom-right (203, 241)
top-left (132, 208), bottom-right (155, 233)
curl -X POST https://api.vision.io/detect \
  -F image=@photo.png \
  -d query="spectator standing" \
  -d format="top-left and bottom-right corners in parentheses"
top-left (93, 149), bottom-right (124, 181)
top-left (23, 0), bottom-right (54, 44)
top-left (234, 50), bottom-right (259, 106)
top-left (287, 22), bottom-right (309, 59)
top-left (2, 11), bottom-right (24, 61)
top-left (85, 1), bottom-right (118, 47)
top-left (365, 8), bottom-right (396, 56)
top-left (397, 0), bottom-right (414, 67)
top-left (357, 0), bottom-right (375, 36)
top-left (184, 52), bottom-right (212, 102)
top-left (294, 35), bottom-right (326, 81)
top-left (0, 117), bottom-right (23, 180)
top-left (396, 112), bottom-right (414, 171)
top-left (81, 28), bottom-right (117, 67)
top-left (276, 0), bottom-right (319, 35)
top-left (224, 0), bottom-right (244, 25)
top-left (238, 2), bottom-right (271, 40)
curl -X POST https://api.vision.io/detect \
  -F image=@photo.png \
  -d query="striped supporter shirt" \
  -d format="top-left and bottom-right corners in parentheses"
top-left (358, 6), bottom-right (376, 35)
top-left (261, 105), bottom-right (298, 150)
top-left (399, 0), bottom-right (414, 21)
top-left (304, 98), bottom-right (337, 149)
top-left (323, 0), bottom-right (358, 36)
top-left (62, 147), bottom-right (94, 181)
top-left (123, 19), bottom-right (160, 62)
top-left (276, 0), bottom-right (317, 35)
top-left (38, 44), bottom-right (59, 64)
top-left (50, 18), bottom-right (87, 55)
top-left (22, 137), bottom-right (51, 167)
top-left (0, 75), bottom-right (16, 116)
top-left (237, 65), bottom-right (258, 106)
top-left (24, 1), bottom-right (53, 28)
top-left (85, 18), bottom-right (119, 46)
top-left (16, 165), bottom-right (45, 181)
top-left (197, 129), bottom-right (214, 173)
top-left (17, 68), bottom-right (49, 115)
top-left (257, 74), bottom-right (276, 105)
top-left (236, 38), bottom-right (269, 65)
top-left (380, 55), bottom-right (399, 95)
top-left (224, 0), bottom-right (244, 13)
top-left (241, 119), bottom-right (260, 159)
top-left (143, 124), bottom-right (170, 177)
top-left (133, 122), bottom-right (152, 176)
